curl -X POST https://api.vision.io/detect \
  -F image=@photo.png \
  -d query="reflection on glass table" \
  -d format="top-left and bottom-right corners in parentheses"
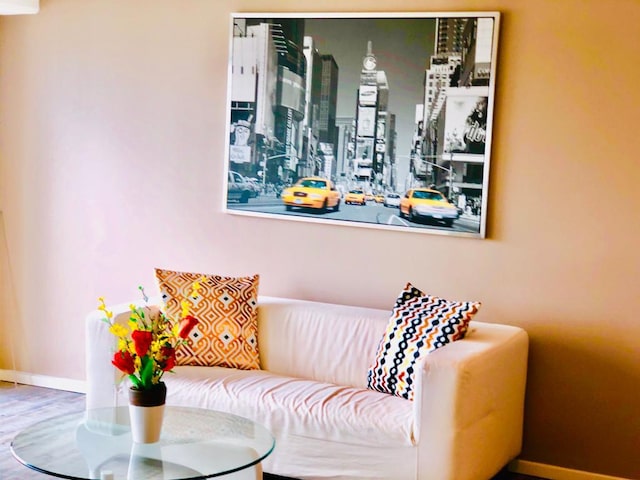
top-left (11, 406), bottom-right (275, 480)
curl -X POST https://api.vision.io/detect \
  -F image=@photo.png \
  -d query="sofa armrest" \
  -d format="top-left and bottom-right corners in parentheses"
top-left (84, 297), bottom-right (162, 410)
top-left (413, 322), bottom-right (529, 480)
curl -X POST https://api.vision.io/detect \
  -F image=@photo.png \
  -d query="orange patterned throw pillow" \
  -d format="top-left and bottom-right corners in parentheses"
top-left (154, 268), bottom-right (260, 370)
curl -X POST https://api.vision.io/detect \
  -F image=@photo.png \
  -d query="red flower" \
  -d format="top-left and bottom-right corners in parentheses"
top-left (112, 350), bottom-right (135, 375)
top-left (131, 330), bottom-right (153, 358)
top-left (160, 346), bottom-right (176, 372)
top-left (178, 315), bottom-right (199, 339)
top-left (163, 356), bottom-right (176, 372)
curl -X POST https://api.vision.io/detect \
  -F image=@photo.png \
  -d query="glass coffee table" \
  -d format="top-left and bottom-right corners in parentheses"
top-left (11, 406), bottom-right (275, 479)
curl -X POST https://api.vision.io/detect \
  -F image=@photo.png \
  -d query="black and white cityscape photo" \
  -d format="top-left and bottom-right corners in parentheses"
top-left (223, 12), bottom-right (500, 238)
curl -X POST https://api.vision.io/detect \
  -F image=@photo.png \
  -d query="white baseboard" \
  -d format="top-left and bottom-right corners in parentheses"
top-left (510, 459), bottom-right (634, 480)
top-left (0, 369), bottom-right (86, 393)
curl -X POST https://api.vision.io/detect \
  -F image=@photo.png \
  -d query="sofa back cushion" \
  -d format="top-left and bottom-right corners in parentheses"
top-left (257, 297), bottom-right (389, 389)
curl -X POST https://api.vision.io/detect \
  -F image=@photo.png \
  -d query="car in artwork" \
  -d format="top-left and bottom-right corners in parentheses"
top-left (399, 188), bottom-right (459, 226)
top-left (281, 176), bottom-right (341, 212)
top-left (344, 189), bottom-right (366, 205)
top-left (227, 170), bottom-right (255, 204)
top-left (244, 177), bottom-right (261, 198)
top-left (383, 192), bottom-right (401, 208)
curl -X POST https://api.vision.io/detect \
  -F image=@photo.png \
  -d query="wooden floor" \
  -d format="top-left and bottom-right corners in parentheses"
top-left (0, 381), bottom-right (543, 480)
top-left (1, 381), bottom-right (87, 479)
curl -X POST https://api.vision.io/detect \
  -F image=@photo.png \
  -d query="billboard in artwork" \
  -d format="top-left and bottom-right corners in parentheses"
top-left (279, 68), bottom-right (305, 113)
top-left (357, 107), bottom-right (376, 137)
top-left (229, 110), bottom-right (255, 165)
top-left (359, 85), bottom-right (378, 106)
top-left (443, 87), bottom-right (489, 157)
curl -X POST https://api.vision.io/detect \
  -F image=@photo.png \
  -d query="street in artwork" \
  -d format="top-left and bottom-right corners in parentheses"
top-left (228, 193), bottom-right (481, 235)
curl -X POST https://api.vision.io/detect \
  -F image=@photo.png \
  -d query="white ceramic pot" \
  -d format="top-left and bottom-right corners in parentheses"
top-left (128, 403), bottom-right (165, 443)
top-left (128, 382), bottom-right (167, 444)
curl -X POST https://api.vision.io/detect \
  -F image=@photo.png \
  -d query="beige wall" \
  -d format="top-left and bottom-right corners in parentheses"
top-left (1, 0), bottom-right (639, 478)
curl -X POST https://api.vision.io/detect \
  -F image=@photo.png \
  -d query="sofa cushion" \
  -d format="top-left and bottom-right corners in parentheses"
top-left (154, 268), bottom-right (260, 370)
top-left (166, 366), bottom-right (415, 448)
top-left (256, 297), bottom-right (390, 389)
top-left (367, 282), bottom-right (480, 401)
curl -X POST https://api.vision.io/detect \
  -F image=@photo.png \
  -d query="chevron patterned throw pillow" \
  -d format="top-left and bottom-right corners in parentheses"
top-left (367, 283), bottom-right (480, 401)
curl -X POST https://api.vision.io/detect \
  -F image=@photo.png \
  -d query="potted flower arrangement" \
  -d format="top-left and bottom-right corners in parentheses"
top-left (97, 283), bottom-right (201, 442)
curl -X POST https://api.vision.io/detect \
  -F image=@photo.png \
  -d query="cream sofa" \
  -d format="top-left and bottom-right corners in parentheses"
top-left (85, 295), bottom-right (529, 480)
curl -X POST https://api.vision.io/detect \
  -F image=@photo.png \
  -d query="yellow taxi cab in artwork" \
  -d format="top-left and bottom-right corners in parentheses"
top-left (344, 188), bottom-right (366, 205)
top-left (399, 188), bottom-right (459, 227)
top-left (281, 177), bottom-right (341, 212)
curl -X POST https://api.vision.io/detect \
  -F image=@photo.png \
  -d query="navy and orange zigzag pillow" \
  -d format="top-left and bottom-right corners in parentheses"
top-left (367, 283), bottom-right (480, 401)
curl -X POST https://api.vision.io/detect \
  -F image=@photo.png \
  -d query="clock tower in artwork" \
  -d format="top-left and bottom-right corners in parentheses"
top-left (362, 40), bottom-right (377, 72)
top-left (352, 41), bottom-right (395, 190)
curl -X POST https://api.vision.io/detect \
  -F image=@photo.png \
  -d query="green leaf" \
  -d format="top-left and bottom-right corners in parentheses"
top-left (129, 374), bottom-right (142, 389)
top-left (139, 355), bottom-right (155, 389)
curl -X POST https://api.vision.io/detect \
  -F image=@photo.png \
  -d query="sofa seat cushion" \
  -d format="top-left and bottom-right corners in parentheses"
top-left (165, 366), bottom-right (415, 448)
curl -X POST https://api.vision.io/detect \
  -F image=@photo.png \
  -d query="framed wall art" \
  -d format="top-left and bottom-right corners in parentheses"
top-left (223, 11), bottom-right (500, 238)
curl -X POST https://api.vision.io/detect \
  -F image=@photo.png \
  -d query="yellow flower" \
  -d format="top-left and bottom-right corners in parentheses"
top-left (109, 323), bottom-right (129, 338)
top-left (181, 299), bottom-right (191, 318)
top-left (191, 278), bottom-right (205, 296)
top-left (117, 338), bottom-right (128, 352)
top-left (97, 297), bottom-right (114, 319)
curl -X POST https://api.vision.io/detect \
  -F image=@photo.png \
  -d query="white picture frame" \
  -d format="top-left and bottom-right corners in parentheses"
top-left (223, 11), bottom-right (500, 239)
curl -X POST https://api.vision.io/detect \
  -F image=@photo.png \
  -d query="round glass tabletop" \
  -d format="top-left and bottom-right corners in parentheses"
top-left (11, 406), bottom-right (275, 479)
